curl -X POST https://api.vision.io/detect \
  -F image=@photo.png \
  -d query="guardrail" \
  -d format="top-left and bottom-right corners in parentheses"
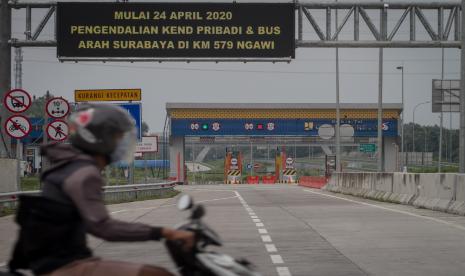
top-left (0, 182), bottom-right (177, 213)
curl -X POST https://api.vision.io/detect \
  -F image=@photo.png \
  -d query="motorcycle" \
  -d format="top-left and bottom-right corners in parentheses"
top-left (166, 195), bottom-right (262, 276)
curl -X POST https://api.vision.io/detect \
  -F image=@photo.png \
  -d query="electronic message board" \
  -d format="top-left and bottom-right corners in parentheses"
top-left (57, 2), bottom-right (295, 60)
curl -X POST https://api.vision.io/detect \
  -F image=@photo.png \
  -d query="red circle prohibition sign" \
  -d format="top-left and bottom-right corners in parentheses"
top-left (3, 89), bottom-right (32, 113)
top-left (46, 119), bottom-right (69, 141)
top-left (4, 115), bottom-right (32, 139)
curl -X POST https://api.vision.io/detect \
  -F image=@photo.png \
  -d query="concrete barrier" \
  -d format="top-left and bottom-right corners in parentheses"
top-left (323, 172), bottom-right (465, 216)
top-left (0, 159), bottom-right (19, 193)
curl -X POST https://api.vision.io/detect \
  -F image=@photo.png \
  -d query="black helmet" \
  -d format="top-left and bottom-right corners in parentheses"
top-left (68, 104), bottom-right (136, 163)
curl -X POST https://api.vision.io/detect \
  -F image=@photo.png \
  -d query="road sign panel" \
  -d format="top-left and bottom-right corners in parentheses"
top-left (4, 115), bottom-right (31, 139)
top-left (56, 3), bottom-right (295, 60)
top-left (46, 97), bottom-right (70, 118)
top-left (46, 120), bottom-right (69, 141)
top-left (74, 89), bottom-right (142, 102)
top-left (117, 103), bottom-right (142, 141)
top-left (136, 136), bottom-right (158, 153)
top-left (246, 164), bottom-right (252, 169)
top-left (3, 89), bottom-right (32, 113)
top-left (359, 143), bottom-right (377, 153)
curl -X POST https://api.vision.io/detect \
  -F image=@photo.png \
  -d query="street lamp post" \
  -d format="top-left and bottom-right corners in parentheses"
top-left (396, 66), bottom-right (404, 167)
top-left (412, 101), bottom-right (430, 156)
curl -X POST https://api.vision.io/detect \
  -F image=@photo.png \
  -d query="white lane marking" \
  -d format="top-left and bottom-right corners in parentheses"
top-left (277, 267), bottom-right (292, 276)
top-left (303, 189), bottom-right (465, 232)
top-left (258, 228), bottom-right (268, 234)
top-left (235, 190), bottom-right (292, 275)
top-left (261, 235), bottom-right (272, 242)
top-left (252, 218), bottom-right (261, 223)
top-left (111, 195), bottom-right (238, 214)
top-left (265, 244), bottom-right (278, 252)
top-left (270, 255), bottom-right (284, 264)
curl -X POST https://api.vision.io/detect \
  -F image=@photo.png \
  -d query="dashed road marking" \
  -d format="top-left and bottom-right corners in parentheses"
top-left (270, 255), bottom-right (284, 264)
top-left (234, 190), bottom-right (292, 276)
top-left (258, 228), bottom-right (268, 234)
top-left (277, 267), bottom-right (292, 276)
top-left (261, 235), bottom-right (272, 242)
top-left (265, 244), bottom-right (278, 252)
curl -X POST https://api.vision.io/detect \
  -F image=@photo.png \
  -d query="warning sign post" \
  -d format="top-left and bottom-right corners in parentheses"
top-left (3, 89), bottom-right (32, 113)
top-left (46, 120), bottom-right (69, 141)
top-left (4, 115), bottom-right (32, 139)
top-left (46, 97), bottom-right (70, 118)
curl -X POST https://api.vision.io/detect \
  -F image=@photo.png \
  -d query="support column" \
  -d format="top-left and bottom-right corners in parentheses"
top-left (460, 0), bottom-right (465, 173)
top-left (169, 135), bottom-right (185, 184)
top-left (383, 137), bottom-right (398, 172)
top-left (0, 0), bottom-right (11, 158)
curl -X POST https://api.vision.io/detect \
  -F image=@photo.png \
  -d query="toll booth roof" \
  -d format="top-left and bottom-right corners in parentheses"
top-left (166, 103), bottom-right (403, 111)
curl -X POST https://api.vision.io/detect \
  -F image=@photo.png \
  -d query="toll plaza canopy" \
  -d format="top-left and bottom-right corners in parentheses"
top-left (166, 103), bottom-right (402, 182)
top-left (167, 103), bottom-right (402, 137)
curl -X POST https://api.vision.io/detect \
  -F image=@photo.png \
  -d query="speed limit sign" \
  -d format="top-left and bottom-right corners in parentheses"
top-left (46, 97), bottom-right (70, 118)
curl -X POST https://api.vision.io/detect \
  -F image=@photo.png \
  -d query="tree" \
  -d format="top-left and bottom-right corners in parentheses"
top-left (142, 121), bottom-right (149, 135)
top-left (24, 92), bottom-right (54, 118)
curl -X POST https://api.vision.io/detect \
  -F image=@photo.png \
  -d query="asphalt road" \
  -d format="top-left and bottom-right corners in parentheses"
top-left (2, 184), bottom-right (465, 276)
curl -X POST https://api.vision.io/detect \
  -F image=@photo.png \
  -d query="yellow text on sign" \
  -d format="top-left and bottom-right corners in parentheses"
top-left (74, 89), bottom-right (142, 102)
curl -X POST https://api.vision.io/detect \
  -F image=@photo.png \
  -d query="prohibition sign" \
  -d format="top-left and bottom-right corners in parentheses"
top-left (4, 115), bottom-right (31, 139)
top-left (46, 120), bottom-right (69, 141)
top-left (46, 97), bottom-right (70, 118)
top-left (3, 89), bottom-right (32, 113)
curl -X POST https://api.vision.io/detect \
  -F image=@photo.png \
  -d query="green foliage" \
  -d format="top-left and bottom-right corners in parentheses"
top-left (142, 121), bottom-right (149, 135)
top-left (402, 122), bottom-right (459, 163)
top-left (24, 92), bottom-right (55, 118)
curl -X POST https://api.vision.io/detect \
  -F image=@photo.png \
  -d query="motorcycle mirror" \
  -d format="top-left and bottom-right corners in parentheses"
top-left (191, 204), bottom-right (205, 219)
top-left (177, 194), bottom-right (193, 211)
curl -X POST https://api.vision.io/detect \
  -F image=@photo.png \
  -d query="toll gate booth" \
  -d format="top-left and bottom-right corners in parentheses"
top-left (167, 103), bottom-right (402, 184)
top-left (224, 150), bottom-right (243, 184)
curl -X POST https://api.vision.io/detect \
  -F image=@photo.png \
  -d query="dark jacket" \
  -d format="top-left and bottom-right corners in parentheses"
top-left (9, 143), bottom-right (162, 274)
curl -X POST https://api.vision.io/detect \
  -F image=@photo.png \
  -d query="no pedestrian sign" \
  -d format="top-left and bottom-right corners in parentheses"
top-left (47, 120), bottom-right (69, 141)
top-left (3, 89), bottom-right (32, 113)
top-left (4, 115), bottom-right (31, 139)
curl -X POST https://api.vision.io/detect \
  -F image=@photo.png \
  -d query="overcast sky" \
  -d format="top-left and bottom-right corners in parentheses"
top-left (10, 0), bottom-right (461, 132)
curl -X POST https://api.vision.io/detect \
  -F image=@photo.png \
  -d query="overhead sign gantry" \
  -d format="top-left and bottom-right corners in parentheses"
top-left (56, 2), bottom-right (295, 61)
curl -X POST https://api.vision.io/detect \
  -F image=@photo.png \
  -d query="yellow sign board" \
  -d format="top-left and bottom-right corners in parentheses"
top-left (74, 89), bottom-right (141, 102)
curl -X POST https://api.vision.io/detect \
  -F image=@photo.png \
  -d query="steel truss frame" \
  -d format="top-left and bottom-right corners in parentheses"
top-left (4, 1), bottom-right (463, 49)
top-left (297, 1), bottom-right (462, 48)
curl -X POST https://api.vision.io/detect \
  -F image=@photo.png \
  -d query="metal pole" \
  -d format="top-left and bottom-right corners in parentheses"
top-left (396, 65), bottom-right (405, 168)
top-left (377, 1), bottom-right (385, 172)
top-left (0, 0), bottom-right (11, 158)
top-left (14, 48), bottom-right (23, 164)
top-left (250, 141), bottom-right (253, 176)
top-left (460, 0), bottom-right (465, 173)
top-left (335, 1), bottom-right (341, 172)
top-left (439, 48), bottom-right (445, 172)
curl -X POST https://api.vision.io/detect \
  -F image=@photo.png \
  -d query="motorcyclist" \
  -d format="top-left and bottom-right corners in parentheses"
top-left (8, 104), bottom-right (194, 276)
